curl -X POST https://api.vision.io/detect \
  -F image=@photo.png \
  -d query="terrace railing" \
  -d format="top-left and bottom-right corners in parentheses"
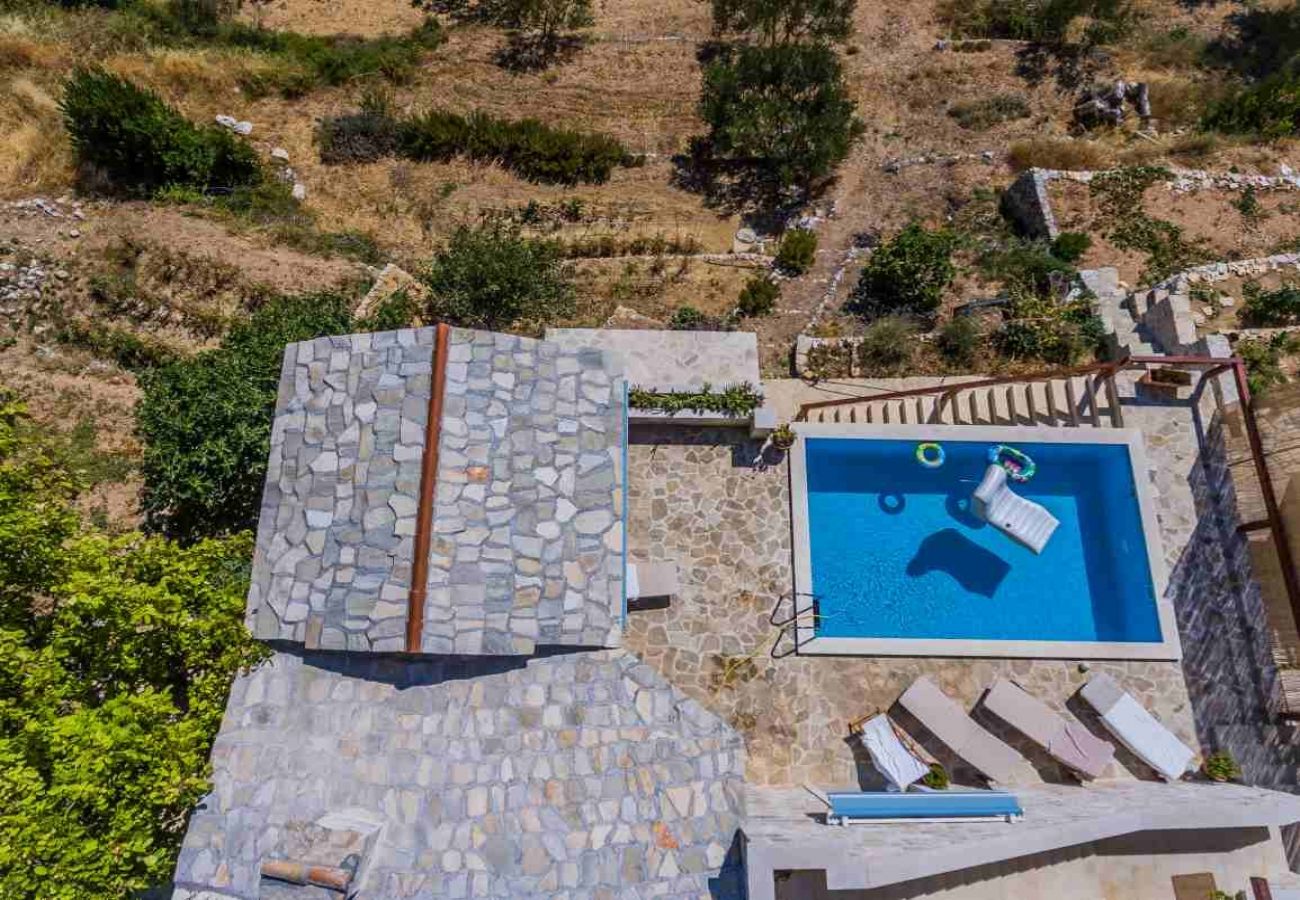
top-left (792, 353), bottom-right (1300, 682)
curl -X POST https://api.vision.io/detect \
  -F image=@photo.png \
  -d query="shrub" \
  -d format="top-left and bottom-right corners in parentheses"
top-left (421, 223), bottom-right (576, 330)
top-left (627, 381), bottom-right (763, 416)
top-left (857, 315), bottom-right (917, 373)
top-left (318, 105), bottom-right (635, 185)
top-left (981, 241), bottom-right (1075, 294)
top-left (775, 228), bottom-right (818, 274)
top-left (936, 316), bottom-right (981, 366)
top-left (1050, 231), bottom-right (1092, 263)
top-left (697, 43), bottom-right (863, 200)
top-left (947, 94), bottom-right (1030, 130)
top-left (1204, 72), bottom-right (1300, 138)
top-left (736, 276), bottom-right (779, 317)
top-left (60, 67), bottom-right (262, 195)
top-left (995, 293), bottom-right (1106, 364)
top-left (1242, 281), bottom-right (1300, 326)
top-left (709, 0), bottom-right (855, 44)
top-left (1007, 138), bottom-right (1110, 172)
top-left (137, 292), bottom-right (354, 541)
top-left (921, 763), bottom-right (950, 790)
top-left (938, 0), bottom-right (1137, 44)
top-left (1237, 332), bottom-right (1300, 394)
top-left (852, 224), bottom-right (956, 320)
top-left (668, 305), bottom-right (734, 331)
top-left (1201, 749), bottom-right (1242, 782)
top-left (356, 289), bottom-right (420, 332)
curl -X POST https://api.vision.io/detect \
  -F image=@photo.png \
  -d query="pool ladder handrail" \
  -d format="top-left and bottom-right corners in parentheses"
top-left (770, 591), bottom-right (821, 658)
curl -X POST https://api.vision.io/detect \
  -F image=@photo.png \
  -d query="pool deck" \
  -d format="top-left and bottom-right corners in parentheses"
top-left (623, 378), bottom-right (1222, 788)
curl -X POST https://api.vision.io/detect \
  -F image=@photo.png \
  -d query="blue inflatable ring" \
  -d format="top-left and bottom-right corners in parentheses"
top-left (916, 442), bottom-right (945, 468)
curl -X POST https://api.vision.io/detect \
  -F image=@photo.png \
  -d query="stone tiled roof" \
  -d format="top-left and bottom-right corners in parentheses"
top-left (172, 648), bottom-right (745, 899)
top-left (246, 327), bottom-right (626, 656)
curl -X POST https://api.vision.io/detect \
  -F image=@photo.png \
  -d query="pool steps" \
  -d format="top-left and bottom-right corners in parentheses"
top-left (807, 375), bottom-right (1124, 429)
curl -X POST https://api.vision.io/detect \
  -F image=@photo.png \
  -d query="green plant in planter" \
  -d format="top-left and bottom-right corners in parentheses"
top-left (921, 762), bottom-right (950, 790)
top-left (770, 423), bottom-right (797, 450)
top-left (1202, 750), bottom-right (1242, 783)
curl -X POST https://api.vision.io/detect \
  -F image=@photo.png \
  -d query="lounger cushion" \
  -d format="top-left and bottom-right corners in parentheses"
top-left (984, 679), bottom-right (1115, 780)
top-left (899, 676), bottom-right (1027, 784)
top-left (1080, 673), bottom-right (1196, 781)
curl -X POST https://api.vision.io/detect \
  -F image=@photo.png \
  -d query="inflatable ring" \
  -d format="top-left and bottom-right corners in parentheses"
top-left (988, 444), bottom-right (1036, 483)
top-left (916, 442), bottom-right (945, 469)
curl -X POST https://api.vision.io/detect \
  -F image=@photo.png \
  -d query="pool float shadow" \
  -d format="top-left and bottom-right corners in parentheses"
top-left (906, 528), bottom-right (1011, 598)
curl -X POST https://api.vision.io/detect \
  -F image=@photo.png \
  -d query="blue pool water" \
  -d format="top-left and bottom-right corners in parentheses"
top-left (805, 438), bottom-right (1161, 643)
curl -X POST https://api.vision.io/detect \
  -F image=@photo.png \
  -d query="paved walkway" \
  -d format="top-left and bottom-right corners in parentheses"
top-left (622, 387), bottom-right (1210, 787)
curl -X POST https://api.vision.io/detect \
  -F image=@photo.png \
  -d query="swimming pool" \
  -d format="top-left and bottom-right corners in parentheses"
top-left (788, 424), bottom-right (1178, 659)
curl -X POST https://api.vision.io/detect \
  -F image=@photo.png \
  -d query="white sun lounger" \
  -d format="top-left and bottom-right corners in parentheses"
top-left (899, 676), bottom-right (1028, 785)
top-left (855, 714), bottom-right (930, 792)
top-left (972, 464), bottom-right (1059, 554)
top-left (1080, 673), bottom-right (1197, 782)
top-left (982, 678), bottom-right (1115, 781)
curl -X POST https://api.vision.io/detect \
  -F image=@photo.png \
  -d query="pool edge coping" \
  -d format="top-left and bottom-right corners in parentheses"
top-left (787, 422), bottom-right (1181, 661)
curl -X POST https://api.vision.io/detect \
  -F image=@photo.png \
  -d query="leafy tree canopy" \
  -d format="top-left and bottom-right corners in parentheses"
top-left (0, 393), bottom-right (264, 898)
top-left (421, 222), bottom-right (577, 331)
top-left (698, 43), bottom-right (863, 202)
top-left (710, 0), bottom-right (854, 45)
top-left (851, 223), bottom-right (956, 320)
top-left (137, 292), bottom-right (354, 542)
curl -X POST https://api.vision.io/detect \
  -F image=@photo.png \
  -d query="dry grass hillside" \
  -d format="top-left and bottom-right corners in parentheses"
top-left (2, 0), bottom-right (1299, 526)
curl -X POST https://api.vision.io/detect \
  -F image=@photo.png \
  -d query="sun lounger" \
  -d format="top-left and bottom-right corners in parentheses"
top-left (626, 562), bottom-right (678, 610)
top-left (825, 789), bottom-right (1023, 824)
top-left (1080, 672), bottom-right (1196, 782)
top-left (898, 676), bottom-right (1028, 785)
top-left (854, 714), bottom-right (930, 792)
top-left (982, 678), bottom-right (1115, 780)
top-left (972, 464), bottom-right (1059, 554)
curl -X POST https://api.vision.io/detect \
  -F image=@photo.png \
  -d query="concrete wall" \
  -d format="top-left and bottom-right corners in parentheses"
top-left (775, 826), bottom-right (1291, 900)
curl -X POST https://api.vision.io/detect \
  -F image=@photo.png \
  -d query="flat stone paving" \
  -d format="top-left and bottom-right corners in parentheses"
top-left (623, 383), bottom-right (1214, 788)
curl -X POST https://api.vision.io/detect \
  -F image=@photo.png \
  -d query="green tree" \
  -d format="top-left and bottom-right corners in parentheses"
top-left (851, 224), bottom-right (956, 320)
top-left (137, 292), bottom-right (354, 541)
top-left (421, 223), bottom-right (576, 330)
top-left (0, 395), bottom-right (264, 898)
top-left (710, 0), bottom-right (855, 44)
top-left (697, 43), bottom-right (862, 202)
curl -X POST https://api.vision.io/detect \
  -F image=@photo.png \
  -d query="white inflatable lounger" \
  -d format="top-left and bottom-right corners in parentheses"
top-left (972, 464), bottom-right (1059, 554)
top-left (1080, 672), bottom-right (1197, 782)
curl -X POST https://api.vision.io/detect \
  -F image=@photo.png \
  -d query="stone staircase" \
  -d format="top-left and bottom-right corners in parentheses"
top-left (803, 373), bottom-right (1125, 428)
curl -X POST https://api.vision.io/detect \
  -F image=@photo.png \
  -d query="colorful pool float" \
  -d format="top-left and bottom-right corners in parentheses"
top-left (916, 442), bottom-right (945, 469)
top-left (988, 444), bottom-right (1036, 482)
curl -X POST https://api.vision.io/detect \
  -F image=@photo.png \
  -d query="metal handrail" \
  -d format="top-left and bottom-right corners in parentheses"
top-left (791, 352), bottom-right (1300, 652)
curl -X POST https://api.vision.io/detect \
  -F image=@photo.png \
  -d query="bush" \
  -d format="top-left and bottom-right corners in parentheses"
top-left (1201, 749), bottom-right (1242, 782)
top-left (857, 316), bottom-right (917, 373)
top-left (1007, 138), bottom-right (1110, 172)
top-left (938, 0), bottom-right (1137, 44)
top-left (709, 0), bottom-right (855, 44)
top-left (1237, 332), bottom-right (1300, 394)
top-left (981, 241), bottom-right (1075, 294)
top-left (60, 67), bottom-right (262, 195)
top-left (1242, 281), bottom-right (1300, 326)
top-left (318, 104), bottom-right (635, 185)
top-left (994, 293), bottom-right (1106, 364)
top-left (356, 289), bottom-right (420, 332)
top-left (775, 228), bottom-right (818, 274)
top-left (736, 277), bottom-right (779, 317)
top-left (421, 223), bottom-right (576, 330)
top-left (852, 224), bottom-right (956, 320)
top-left (668, 305), bottom-right (734, 331)
top-left (137, 292), bottom-right (354, 541)
top-left (947, 94), bottom-right (1030, 130)
top-left (1203, 71), bottom-right (1300, 138)
top-left (697, 43), bottom-right (863, 200)
top-left (936, 316), bottom-right (981, 366)
top-left (1050, 231), bottom-right (1092, 263)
